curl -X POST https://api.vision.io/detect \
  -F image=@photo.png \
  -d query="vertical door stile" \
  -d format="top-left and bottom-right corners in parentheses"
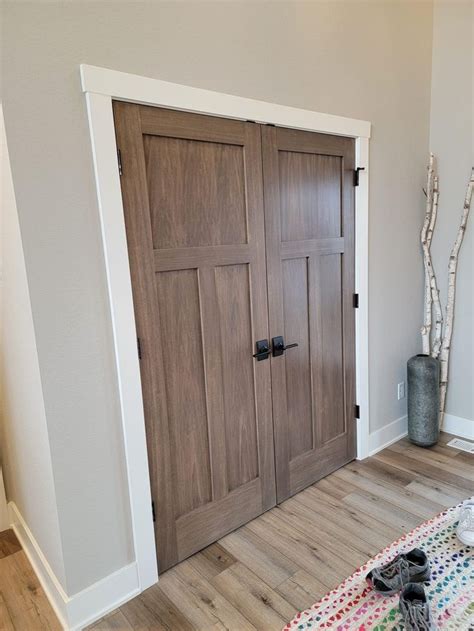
top-left (261, 125), bottom-right (291, 502)
top-left (113, 102), bottom-right (179, 569)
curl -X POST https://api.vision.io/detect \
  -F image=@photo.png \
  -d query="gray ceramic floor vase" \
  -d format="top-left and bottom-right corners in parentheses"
top-left (407, 354), bottom-right (440, 447)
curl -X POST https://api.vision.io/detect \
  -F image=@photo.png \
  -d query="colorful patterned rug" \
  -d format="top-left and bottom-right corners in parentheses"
top-left (284, 499), bottom-right (473, 630)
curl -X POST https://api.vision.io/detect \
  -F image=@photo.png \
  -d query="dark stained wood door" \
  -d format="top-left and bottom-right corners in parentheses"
top-left (261, 126), bottom-right (356, 502)
top-left (113, 102), bottom-right (276, 571)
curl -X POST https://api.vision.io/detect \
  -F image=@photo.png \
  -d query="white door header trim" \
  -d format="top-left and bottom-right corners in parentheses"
top-left (80, 64), bottom-right (371, 139)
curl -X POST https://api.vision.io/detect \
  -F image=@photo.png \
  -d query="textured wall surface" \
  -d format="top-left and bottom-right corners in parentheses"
top-left (430, 0), bottom-right (473, 425)
top-left (1, 105), bottom-right (67, 589)
top-left (1, 1), bottom-right (433, 594)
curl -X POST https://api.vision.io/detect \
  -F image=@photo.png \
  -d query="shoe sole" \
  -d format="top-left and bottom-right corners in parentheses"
top-left (456, 531), bottom-right (474, 546)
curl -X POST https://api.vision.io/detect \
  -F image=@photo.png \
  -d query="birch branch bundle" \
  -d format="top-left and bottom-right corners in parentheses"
top-left (420, 157), bottom-right (474, 427)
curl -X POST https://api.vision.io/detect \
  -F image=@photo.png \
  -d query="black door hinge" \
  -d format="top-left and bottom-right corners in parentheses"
top-left (354, 167), bottom-right (365, 186)
top-left (354, 404), bottom-right (360, 419)
top-left (353, 293), bottom-right (359, 309)
top-left (117, 148), bottom-right (123, 176)
top-left (151, 500), bottom-right (156, 522)
top-left (137, 337), bottom-right (142, 360)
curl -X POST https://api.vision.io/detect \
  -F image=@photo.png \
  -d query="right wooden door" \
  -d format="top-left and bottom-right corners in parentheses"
top-left (262, 126), bottom-right (356, 502)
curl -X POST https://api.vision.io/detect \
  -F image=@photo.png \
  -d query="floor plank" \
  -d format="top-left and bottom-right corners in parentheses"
top-left (210, 563), bottom-right (296, 630)
top-left (218, 527), bottom-right (298, 588)
top-left (120, 588), bottom-right (190, 631)
top-left (275, 569), bottom-right (328, 611)
top-left (0, 550), bottom-right (62, 631)
top-left (301, 485), bottom-right (403, 545)
top-left (406, 475), bottom-right (468, 506)
top-left (89, 609), bottom-right (134, 631)
top-left (2, 432), bottom-right (471, 631)
top-left (333, 465), bottom-right (446, 519)
top-left (0, 530), bottom-right (21, 559)
top-left (373, 448), bottom-right (473, 491)
top-left (0, 593), bottom-right (15, 631)
top-left (388, 441), bottom-right (474, 480)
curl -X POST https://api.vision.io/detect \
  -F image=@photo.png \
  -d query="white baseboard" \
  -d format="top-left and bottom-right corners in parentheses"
top-left (9, 501), bottom-right (141, 630)
top-left (67, 563), bottom-right (140, 630)
top-left (367, 412), bottom-right (473, 457)
top-left (9, 501), bottom-right (69, 628)
top-left (443, 414), bottom-right (474, 440)
top-left (368, 415), bottom-right (408, 456)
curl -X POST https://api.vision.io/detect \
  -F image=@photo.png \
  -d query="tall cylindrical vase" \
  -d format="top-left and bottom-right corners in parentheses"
top-left (407, 354), bottom-right (440, 447)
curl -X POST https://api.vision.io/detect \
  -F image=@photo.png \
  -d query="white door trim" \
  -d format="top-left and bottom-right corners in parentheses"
top-left (81, 64), bottom-right (371, 590)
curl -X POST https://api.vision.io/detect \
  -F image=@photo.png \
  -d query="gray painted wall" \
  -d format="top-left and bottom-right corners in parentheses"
top-left (430, 0), bottom-right (473, 425)
top-left (1, 1), bottom-right (433, 595)
top-left (1, 104), bottom-right (67, 589)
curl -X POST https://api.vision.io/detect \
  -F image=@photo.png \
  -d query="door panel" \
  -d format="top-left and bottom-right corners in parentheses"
top-left (155, 268), bottom-right (211, 518)
top-left (113, 103), bottom-right (275, 571)
top-left (143, 135), bottom-right (247, 248)
top-left (313, 254), bottom-right (345, 444)
top-left (262, 126), bottom-right (356, 502)
top-left (215, 264), bottom-right (259, 490)
top-left (281, 257), bottom-right (313, 460)
top-left (279, 152), bottom-right (342, 241)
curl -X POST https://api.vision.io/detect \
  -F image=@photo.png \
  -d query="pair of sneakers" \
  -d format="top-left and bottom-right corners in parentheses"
top-left (366, 548), bottom-right (432, 630)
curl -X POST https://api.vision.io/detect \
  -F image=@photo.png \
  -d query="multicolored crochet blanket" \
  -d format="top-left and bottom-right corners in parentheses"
top-left (284, 499), bottom-right (473, 630)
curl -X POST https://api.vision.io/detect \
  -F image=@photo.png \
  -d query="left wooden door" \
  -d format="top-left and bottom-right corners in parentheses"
top-left (113, 102), bottom-right (276, 571)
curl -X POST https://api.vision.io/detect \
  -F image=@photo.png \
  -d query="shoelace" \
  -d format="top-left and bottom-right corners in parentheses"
top-left (380, 556), bottom-right (410, 582)
top-left (407, 600), bottom-right (430, 630)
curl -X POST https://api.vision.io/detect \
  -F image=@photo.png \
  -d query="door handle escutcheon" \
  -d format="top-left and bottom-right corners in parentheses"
top-left (272, 336), bottom-right (299, 357)
top-left (253, 339), bottom-right (271, 361)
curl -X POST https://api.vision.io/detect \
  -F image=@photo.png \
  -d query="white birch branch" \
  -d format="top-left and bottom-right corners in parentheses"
top-left (428, 177), bottom-right (443, 358)
top-left (420, 154), bottom-right (435, 354)
top-left (438, 167), bottom-right (474, 426)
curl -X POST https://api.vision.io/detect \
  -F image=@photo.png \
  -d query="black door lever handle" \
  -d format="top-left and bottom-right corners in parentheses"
top-left (272, 336), bottom-right (298, 357)
top-left (253, 339), bottom-right (271, 361)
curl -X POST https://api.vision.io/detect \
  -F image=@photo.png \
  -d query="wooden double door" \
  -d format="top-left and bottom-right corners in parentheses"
top-left (113, 102), bottom-right (356, 572)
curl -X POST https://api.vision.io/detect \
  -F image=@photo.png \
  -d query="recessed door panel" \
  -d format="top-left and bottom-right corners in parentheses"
top-left (215, 263), bottom-right (259, 490)
top-left (313, 254), bottom-right (345, 444)
top-left (282, 257), bottom-right (313, 459)
top-left (144, 135), bottom-right (247, 249)
top-left (155, 268), bottom-right (212, 517)
top-left (279, 151), bottom-right (342, 242)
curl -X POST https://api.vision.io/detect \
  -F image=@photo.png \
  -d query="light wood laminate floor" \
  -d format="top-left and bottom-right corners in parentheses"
top-left (1, 433), bottom-right (472, 630)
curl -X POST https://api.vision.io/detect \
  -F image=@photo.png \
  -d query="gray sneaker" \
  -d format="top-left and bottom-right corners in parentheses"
top-left (366, 548), bottom-right (430, 595)
top-left (399, 583), bottom-right (432, 630)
